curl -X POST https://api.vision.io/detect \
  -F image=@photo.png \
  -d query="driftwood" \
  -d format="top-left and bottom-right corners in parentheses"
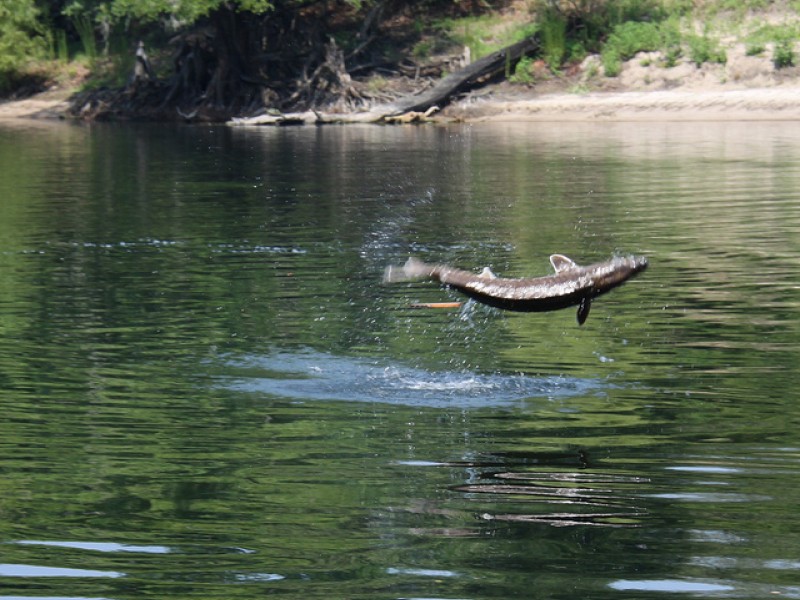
top-left (230, 35), bottom-right (539, 126)
top-left (384, 105), bottom-right (439, 123)
top-left (229, 110), bottom-right (319, 126)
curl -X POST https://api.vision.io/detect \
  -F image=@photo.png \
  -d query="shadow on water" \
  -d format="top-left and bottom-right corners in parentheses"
top-left (217, 347), bottom-right (609, 409)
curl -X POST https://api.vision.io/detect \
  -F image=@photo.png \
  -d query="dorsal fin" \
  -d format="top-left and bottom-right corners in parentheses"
top-left (550, 254), bottom-right (578, 273)
top-left (479, 266), bottom-right (497, 279)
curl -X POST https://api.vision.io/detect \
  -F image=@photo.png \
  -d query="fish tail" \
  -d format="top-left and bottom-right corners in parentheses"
top-left (383, 257), bottom-right (437, 283)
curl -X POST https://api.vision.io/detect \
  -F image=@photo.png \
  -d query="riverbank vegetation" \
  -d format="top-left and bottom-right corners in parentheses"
top-left (1, 0), bottom-right (799, 120)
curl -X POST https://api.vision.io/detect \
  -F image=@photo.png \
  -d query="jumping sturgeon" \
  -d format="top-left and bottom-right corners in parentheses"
top-left (383, 254), bottom-right (648, 324)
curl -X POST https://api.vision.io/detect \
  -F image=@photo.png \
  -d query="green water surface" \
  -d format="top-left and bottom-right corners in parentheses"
top-left (1, 120), bottom-right (799, 599)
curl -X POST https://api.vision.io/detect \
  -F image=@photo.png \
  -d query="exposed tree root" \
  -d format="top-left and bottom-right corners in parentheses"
top-left (67, 3), bottom-right (538, 124)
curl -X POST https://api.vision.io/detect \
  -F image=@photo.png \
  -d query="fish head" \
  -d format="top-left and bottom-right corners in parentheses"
top-left (629, 255), bottom-right (649, 273)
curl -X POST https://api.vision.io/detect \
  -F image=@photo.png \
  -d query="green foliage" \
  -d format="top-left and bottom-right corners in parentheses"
top-left (600, 20), bottom-right (673, 76)
top-left (706, 0), bottom-right (770, 16)
top-left (601, 48), bottom-right (622, 76)
top-left (773, 39), bottom-right (795, 68)
top-left (745, 42), bottom-right (765, 56)
top-left (2, 0), bottom-right (798, 100)
top-left (746, 23), bottom-right (798, 69)
top-left (662, 44), bottom-right (682, 67)
top-left (71, 13), bottom-right (98, 59)
top-left (101, 0), bottom-right (276, 22)
top-left (747, 22), bottom-right (800, 45)
top-left (538, 0), bottom-right (668, 56)
top-left (534, 0), bottom-right (675, 72)
top-left (436, 14), bottom-right (537, 60)
top-left (540, 9), bottom-right (566, 70)
top-left (54, 29), bottom-right (69, 62)
top-left (686, 32), bottom-right (726, 66)
top-left (509, 55), bottom-right (535, 84)
top-left (81, 50), bottom-right (136, 89)
top-left (0, 0), bottom-right (50, 87)
top-left (566, 39), bottom-right (587, 64)
top-left (607, 21), bottom-right (663, 59)
top-left (412, 38), bottom-right (436, 59)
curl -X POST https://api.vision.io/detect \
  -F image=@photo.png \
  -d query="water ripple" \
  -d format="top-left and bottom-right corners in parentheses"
top-left (0, 564), bottom-right (124, 578)
top-left (14, 540), bottom-right (170, 554)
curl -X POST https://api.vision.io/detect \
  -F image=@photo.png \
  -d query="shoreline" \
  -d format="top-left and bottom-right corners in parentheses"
top-left (3, 85), bottom-right (800, 124)
top-left (446, 86), bottom-right (800, 122)
top-left (0, 87), bottom-right (73, 121)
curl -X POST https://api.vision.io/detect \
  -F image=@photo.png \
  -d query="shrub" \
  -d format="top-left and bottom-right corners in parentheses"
top-left (601, 48), bottom-right (622, 76)
top-left (509, 56), bottom-right (535, 84)
top-left (600, 20), bottom-right (665, 77)
top-left (746, 23), bottom-right (799, 68)
top-left (686, 33), bottom-right (727, 66)
top-left (607, 21), bottom-right (663, 59)
top-left (0, 0), bottom-right (50, 83)
top-left (663, 45), bottom-right (682, 67)
top-left (773, 39), bottom-right (795, 68)
top-left (545, 0), bottom-right (670, 55)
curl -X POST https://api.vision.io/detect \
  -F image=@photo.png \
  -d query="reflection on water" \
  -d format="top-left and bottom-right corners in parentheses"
top-left (2, 120), bottom-right (800, 599)
top-left (0, 563), bottom-right (125, 578)
top-left (14, 540), bottom-right (172, 553)
top-left (461, 469), bottom-right (648, 528)
top-left (609, 579), bottom-right (735, 593)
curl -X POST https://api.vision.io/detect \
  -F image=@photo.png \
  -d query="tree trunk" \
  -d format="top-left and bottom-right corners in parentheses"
top-left (385, 35), bottom-right (539, 116)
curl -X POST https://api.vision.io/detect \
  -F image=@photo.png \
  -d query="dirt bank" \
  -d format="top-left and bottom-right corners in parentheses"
top-left (440, 36), bottom-right (800, 122)
top-left (3, 43), bottom-right (800, 124)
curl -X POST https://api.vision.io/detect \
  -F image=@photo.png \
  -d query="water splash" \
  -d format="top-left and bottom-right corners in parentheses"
top-left (218, 348), bottom-right (603, 408)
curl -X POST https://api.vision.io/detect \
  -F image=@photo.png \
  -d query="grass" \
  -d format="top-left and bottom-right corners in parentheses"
top-left (72, 14), bottom-right (98, 61)
top-left (433, 14), bottom-right (538, 62)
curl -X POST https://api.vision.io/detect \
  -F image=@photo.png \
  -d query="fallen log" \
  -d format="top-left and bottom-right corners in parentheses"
top-left (229, 110), bottom-right (319, 125)
top-left (228, 35), bottom-right (539, 126)
top-left (383, 35), bottom-right (539, 116)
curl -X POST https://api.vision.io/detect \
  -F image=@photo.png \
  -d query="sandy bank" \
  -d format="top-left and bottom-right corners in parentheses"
top-left (446, 87), bottom-right (800, 122)
top-left (3, 85), bottom-right (800, 124)
top-left (0, 86), bottom-right (73, 120)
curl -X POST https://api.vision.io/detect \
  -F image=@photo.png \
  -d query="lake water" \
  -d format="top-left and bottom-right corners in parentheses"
top-left (1, 119), bottom-right (800, 599)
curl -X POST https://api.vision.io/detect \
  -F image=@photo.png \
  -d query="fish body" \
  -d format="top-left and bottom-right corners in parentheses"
top-left (384, 254), bottom-right (648, 324)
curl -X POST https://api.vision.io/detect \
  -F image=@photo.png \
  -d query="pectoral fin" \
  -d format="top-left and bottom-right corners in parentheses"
top-left (577, 296), bottom-right (591, 325)
top-left (479, 266), bottom-right (497, 279)
top-left (550, 254), bottom-right (578, 273)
